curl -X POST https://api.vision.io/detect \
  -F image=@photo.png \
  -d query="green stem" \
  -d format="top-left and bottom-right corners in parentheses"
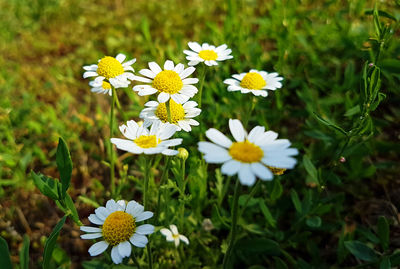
top-left (238, 180), bottom-right (260, 217)
top-left (109, 87), bottom-right (116, 197)
top-left (146, 243), bottom-right (153, 269)
top-left (242, 95), bottom-right (256, 128)
top-left (222, 179), bottom-right (241, 268)
top-left (197, 65), bottom-right (207, 108)
top-left (178, 158), bottom-right (186, 228)
top-left (143, 157), bottom-right (152, 209)
top-left (155, 156), bottom-right (171, 224)
top-left (131, 252), bottom-right (142, 269)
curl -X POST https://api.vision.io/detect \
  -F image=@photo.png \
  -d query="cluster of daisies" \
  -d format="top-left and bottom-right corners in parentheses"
top-left (80, 41), bottom-right (298, 264)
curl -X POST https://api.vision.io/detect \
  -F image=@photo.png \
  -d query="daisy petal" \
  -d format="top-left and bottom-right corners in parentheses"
top-left (130, 234), bottom-right (148, 248)
top-left (88, 241), bottom-right (109, 256)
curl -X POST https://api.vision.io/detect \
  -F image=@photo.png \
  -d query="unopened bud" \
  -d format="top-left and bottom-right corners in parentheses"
top-left (339, 156), bottom-right (346, 163)
top-left (202, 218), bottom-right (214, 231)
top-left (368, 63), bottom-right (374, 67)
top-left (177, 148), bottom-right (189, 160)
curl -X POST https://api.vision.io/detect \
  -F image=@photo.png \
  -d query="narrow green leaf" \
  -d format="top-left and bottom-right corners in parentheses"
top-left (290, 189), bottom-right (302, 214)
top-left (270, 179), bottom-right (283, 201)
top-left (303, 156), bottom-right (319, 186)
top-left (313, 112), bottom-right (347, 135)
top-left (65, 194), bottom-right (82, 226)
top-left (370, 92), bottom-right (386, 111)
top-left (31, 171), bottom-right (60, 201)
top-left (373, 4), bottom-right (382, 37)
top-left (306, 216), bottom-right (322, 228)
top-left (0, 236), bottom-right (12, 269)
top-left (378, 216), bottom-right (390, 251)
top-left (56, 137), bottom-right (73, 198)
top-left (258, 199), bottom-right (276, 228)
top-left (19, 234), bottom-right (30, 269)
top-left (380, 59), bottom-right (400, 73)
top-left (344, 105), bottom-right (361, 117)
top-left (364, 10), bottom-right (397, 21)
top-left (380, 257), bottom-right (391, 269)
top-left (344, 240), bottom-right (378, 262)
top-left (43, 215), bottom-right (67, 269)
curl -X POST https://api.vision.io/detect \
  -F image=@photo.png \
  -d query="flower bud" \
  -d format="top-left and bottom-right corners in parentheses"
top-left (177, 147), bottom-right (189, 160)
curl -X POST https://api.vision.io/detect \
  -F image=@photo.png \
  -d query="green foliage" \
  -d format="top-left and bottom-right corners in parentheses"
top-left (19, 235), bottom-right (30, 269)
top-left (43, 215), bottom-right (67, 269)
top-left (0, 0), bottom-right (399, 268)
top-left (0, 237), bottom-right (12, 269)
top-left (56, 137), bottom-right (72, 199)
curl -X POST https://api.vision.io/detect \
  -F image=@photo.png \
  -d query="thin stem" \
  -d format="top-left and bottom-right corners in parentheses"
top-left (197, 65), bottom-right (207, 108)
top-left (109, 87), bottom-right (116, 197)
top-left (146, 243), bottom-right (153, 269)
top-left (178, 158), bottom-right (186, 228)
top-left (143, 156), bottom-right (153, 209)
top-left (131, 252), bottom-right (142, 269)
top-left (242, 95), bottom-right (256, 128)
top-left (238, 180), bottom-right (260, 217)
top-left (222, 179), bottom-right (241, 268)
top-left (155, 156), bottom-right (171, 224)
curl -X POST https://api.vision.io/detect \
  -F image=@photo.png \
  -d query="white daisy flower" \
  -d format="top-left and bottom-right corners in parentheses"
top-left (139, 100), bottom-right (201, 132)
top-left (223, 69), bottom-right (283, 97)
top-left (198, 119), bottom-right (298, 186)
top-left (183, 42), bottom-right (233, 66)
top-left (89, 80), bottom-right (113, 96)
top-left (160, 224), bottom-right (189, 247)
top-left (83, 53), bottom-right (136, 88)
top-left (132, 60), bottom-right (199, 104)
top-left (80, 199), bottom-right (154, 264)
top-left (111, 120), bottom-right (182, 156)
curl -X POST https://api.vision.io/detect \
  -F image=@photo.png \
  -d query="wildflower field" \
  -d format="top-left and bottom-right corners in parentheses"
top-left (1, 0), bottom-right (400, 268)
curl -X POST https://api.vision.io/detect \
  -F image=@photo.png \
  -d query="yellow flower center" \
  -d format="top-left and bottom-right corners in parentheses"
top-left (97, 56), bottom-right (125, 79)
top-left (229, 140), bottom-right (264, 163)
top-left (155, 100), bottom-right (185, 124)
top-left (198, 50), bottom-right (218, 61)
top-left (102, 81), bottom-right (112, 90)
top-left (134, 135), bottom-right (160, 148)
top-left (152, 70), bottom-right (183, 94)
top-left (240, 72), bottom-right (266, 90)
top-left (102, 211), bottom-right (136, 246)
top-left (267, 166), bottom-right (287, 175)
top-left (172, 234), bottom-right (179, 239)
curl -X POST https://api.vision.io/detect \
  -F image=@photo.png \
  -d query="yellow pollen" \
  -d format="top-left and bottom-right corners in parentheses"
top-left (134, 135), bottom-right (160, 148)
top-left (198, 50), bottom-right (218, 61)
top-left (97, 56), bottom-right (124, 79)
top-left (155, 100), bottom-right (185, 124)
top-left (267, 166), bottom-right (287, 175)
top-left (102, 81), bottom-right (112, 90)
top-left (152, 70), bottom-right (183, 94)
top-left (229, 140), bottom-right (264, 163)
top-left (240, 72), bottom-right (266, 90)
top-left (172, 234), bottom-right (179, 239)
top-left (102, 211), bottom-right (135, 246)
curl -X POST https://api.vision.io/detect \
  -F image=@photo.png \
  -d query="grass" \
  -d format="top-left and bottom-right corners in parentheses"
top-left (0, 0), bottom-right (399, 268)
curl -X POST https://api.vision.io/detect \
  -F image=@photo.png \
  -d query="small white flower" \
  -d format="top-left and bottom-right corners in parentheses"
top-left (139, 100), bottom-right (201, 132)
top-left (160, 225), bottom-right (189, 247)
top-left (83, 53), bottom-right (136, 89)
top-left (132, 60), bottom-right (198, 104)
top-left (111, 120), bottom-right (182, 156)
top-left (223, 69), bottom-right (283, 97)
top-left (89, 80), bottom-right (113, 96)
top-left (183, 42), bottom-right (233, 66)
top-left (198, 119), bottom-right (298, 186)
top-left (80, 199), bottom-right (154, 264)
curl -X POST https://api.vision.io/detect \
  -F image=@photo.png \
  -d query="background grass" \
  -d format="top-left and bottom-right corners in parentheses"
top-left (0, 0), bottom-right (399, 267)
